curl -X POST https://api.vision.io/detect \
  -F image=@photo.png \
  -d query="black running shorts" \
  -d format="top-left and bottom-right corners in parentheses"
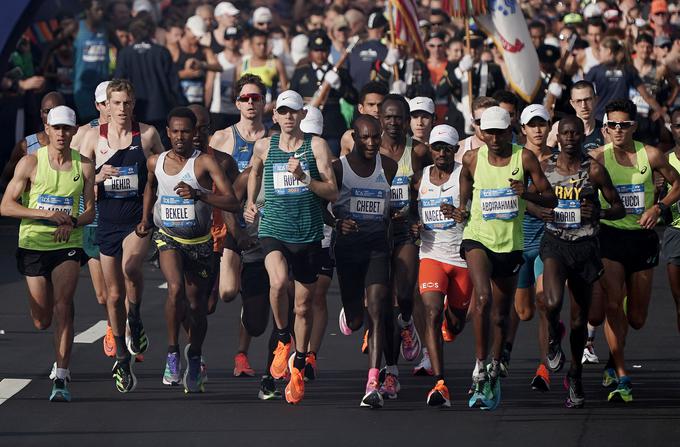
top-left (540, 232), bottom-right (604, 284)
top-left (260, 237), bottom-right (321, 284)
top-left (599, 224), bottom-right (659, 274)
top-left (460, 239), bottom-right (524, 278)
top-left (16, 247), bottom-right (86, 277)
top-left (318, 247), bottom-right (335, 279)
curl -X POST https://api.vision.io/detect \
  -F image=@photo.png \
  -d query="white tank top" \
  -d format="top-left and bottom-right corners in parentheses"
top-left (210, 52), bottom-right (238, 115)
top-left (583, 47), bottom-right (599, 75)
top-left (418, 164), bottom-right (466, 267)
top-left (153, 150), bottom-right (213, 238)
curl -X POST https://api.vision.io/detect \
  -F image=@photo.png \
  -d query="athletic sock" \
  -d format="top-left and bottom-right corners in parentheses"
top-left (277, 326), bottom-right (291, 344)
top-left (55, 368), bottom-right (69, 380)
top-left (168, 344), bottom-right (180, 354)
top-left (293, 351), bottom-right (306, 371)
top-left (385, 364), bottom-right (399, 377)
top-left (114, 335), bottom-right (128, 359)
top-left (605, 355), bottom-right (615, 370)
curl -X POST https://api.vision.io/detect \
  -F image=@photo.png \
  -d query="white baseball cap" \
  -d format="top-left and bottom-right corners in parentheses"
top-left (215, 2), bottom-right (239, 17)
top-left (291, 34), bottom-right (309, 64)
top-left (95, 81), bottom-right (110, 103)
top-left (186, 15), bottom-right (207, 38)
top-left (409, 97), bottom-right (435, 115)
top-left (429, 125), bottom-right (460, 146)
top-left (47, 106), bottom-right (77, 127)
top-left (520, 104), bottom-right (550, 125)
top-left (583, 3), bottom-right (602, 19)
top-left (480, 106), bottom-right (511, 130)
top-left (276, 90), bottom-right (304, 111)
top-left (253, 7), bottom-right (273, 24)
top-left (300, 106), bottom-right (323, 135)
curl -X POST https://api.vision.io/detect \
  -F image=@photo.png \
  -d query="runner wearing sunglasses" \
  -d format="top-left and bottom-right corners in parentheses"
top-left (590, 99), bottom-right (680, 402)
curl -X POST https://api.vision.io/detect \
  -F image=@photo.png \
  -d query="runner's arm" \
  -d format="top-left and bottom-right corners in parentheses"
top-left (522, 149), bottom-right (558, 208)
top-left (455, 150), bottom-right (475, 223)
top-left (589, 159), bottom-right (625, 221)
top-left (199, 155), bottom-right (240, 212)
top-left (340, 130), bottom-right (354, 157)
top-left (246, 139), bottom-right (267, 207)
top-left (641, 146), bottom-right (680, 228)
top-left (140, 155), bottom-right (158, 229)
top-left (310, 137), bottom-right (339, 203)
top-left (0, 139), bottom-right (28, 192)
top-left (77, 156), bottom-right (96, 227)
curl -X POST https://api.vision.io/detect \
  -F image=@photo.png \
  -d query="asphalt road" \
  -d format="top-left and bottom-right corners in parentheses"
top-left (0, 222), bottom-right (679, 447)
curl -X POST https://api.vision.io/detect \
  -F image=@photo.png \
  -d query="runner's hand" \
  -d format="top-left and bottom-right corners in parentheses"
top-left (53, 224), bottom-right (73, 242)
top-left (175, 181), bottom-right (197, 199)
top-left (440, 202), bottom-right (455, 219)
top-left (509, 178), bottom-right (525, 197)
top-left (244, 202), bottom-right (258, 223)
top-left (96, 165), bottom-right (119, 184)
top-left (336, 218), bottom-right (358, 235)
top-left (47, 211), bottom-right (72, 226)
top-left (580, 199), bottom-right (596, 221)
top-left (540, 207), bottom-right (555, 222)
top-left (410, 222), bottom-right (422, 238)
top-left (135, 221), bottom-right (153, 238)
top-left (287, 157), bottom-right (305, 180)
top-left (452, 207), bottom-right (469, 223)
top-left (638, 205), bottom-right (660, 229)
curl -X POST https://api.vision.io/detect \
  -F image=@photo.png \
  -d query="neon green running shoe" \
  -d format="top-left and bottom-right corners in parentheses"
top-left (608, 376), bottom-right (632, 403)
top-left (602, 368), bottom-right (618, 387)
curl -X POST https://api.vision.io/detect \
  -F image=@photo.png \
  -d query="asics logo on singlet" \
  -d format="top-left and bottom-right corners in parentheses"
top-left (238, 145), bottom-right (249, 152)
top-left (422, 282), bottom-right (440, 289)
top-left (73, 174), bottom-right (80, 182)
top-left (640, 166), bottom-right (648, 174)
top-left (68, 250), bottom-right (76, 257)
top-left (511, 168), bottom-right (519, 175)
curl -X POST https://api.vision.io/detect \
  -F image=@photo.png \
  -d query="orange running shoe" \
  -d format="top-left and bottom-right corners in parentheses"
top-left (103, 325), bottom-right (115, 358)
top-left (361, 330), bottom-right (369, 354)
top-left (531, 364), bottom-right (551, 392)
top-left (427, 379), bottom-right (451, 407)
top-left (234, 352), bottom-right (255, 377)
top-left (304, 352), bottom-right (317, 382)
top-left (285, 367), bottom-right (305, 404)
top-left (270, 340), bottom-right (292, 379)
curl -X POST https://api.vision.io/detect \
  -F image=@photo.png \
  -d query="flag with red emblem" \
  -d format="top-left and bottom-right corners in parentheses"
top-left (386, 0), bottom-right (426, 61)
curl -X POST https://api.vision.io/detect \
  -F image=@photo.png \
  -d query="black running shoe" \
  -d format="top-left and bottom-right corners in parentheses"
top-left (258, 375), bottom-right (282, 400)
top-left (126, 318), bottom-right (149, 356)
top-left (565, 373), bottom-right (585, 408)
top-left (547, 338), bottom-right (565, 373)
top-left (112, 358), bottom-right (137, 393)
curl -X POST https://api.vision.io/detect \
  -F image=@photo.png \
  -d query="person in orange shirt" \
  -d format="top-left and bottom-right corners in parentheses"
top-left (426, 32), bottom-right (448, 124)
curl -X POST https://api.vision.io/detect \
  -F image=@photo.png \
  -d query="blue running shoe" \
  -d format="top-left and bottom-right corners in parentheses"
top-left (183, 345), bottom-right (205, 393)
top-left (481, 363), bottom-right (501, 411)
top-left (49, 379), bottom-right (71, 402)
top-left (163, 351), bottom-right (181, 385)
top-left (468, 372), bottom-right (492, 408)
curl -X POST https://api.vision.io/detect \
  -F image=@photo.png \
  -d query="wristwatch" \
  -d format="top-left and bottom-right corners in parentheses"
top-left (657, 201), bottom-right (668, 213)
top-left (70, 216), bottom-right (78, 227)
top-left (301, 172), bottom-right (312, 186)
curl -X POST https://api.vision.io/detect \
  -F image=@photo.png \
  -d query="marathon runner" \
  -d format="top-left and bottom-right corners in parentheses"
top-left (1, 105), bottom-right (95, 401)
top-left (331, 114), bottom-right (397, 408)
top-left (78, 78), bottom-right (164, 393)
top-left (340, 81), bottom-right (388, 156)
top-left (591, 99), bottom-right (680, 402)
top-left (245, 90), bottom-right (338, 404)
top-left (137, 107), bottom-right (239, 393)
top-left (455, 106), bottom-right (556, 410)
top-left (662, 107), bottom-right (680, 333)
top-left (411, 124), bottom-right (470, 407)
top-left (535, 115), bottom-right (624, 407)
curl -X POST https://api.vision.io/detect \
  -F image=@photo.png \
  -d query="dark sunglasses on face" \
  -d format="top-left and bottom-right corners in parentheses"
top-left (670, 123), bottom-right (680, 129)
top-left (606, 120), bottom-right (635, 130)
top-left (431, 144), bottom-right (458, 152)
top-left (237, 93), bottom-right (263, 103)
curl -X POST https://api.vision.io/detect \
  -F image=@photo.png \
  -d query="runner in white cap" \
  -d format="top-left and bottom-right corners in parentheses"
top-left (1, 105), bottom-right (96, 402)
top-left (245, 90), bottom-right (338, 404)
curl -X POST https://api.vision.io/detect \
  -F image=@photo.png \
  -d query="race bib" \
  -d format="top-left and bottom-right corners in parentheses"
top-left (420, 197), bottom-right (455, 230)
top-left (552, 199), bottom-right (581, 229)
top-left (160, 196), bottom-right (196, 227)
top-left (36, 194), bottom-right (73, 215)
top-left (82, 40), bottom-right (106, 63)
top-left (350, 188), bottom-right (386, 221)
top-left (629, 87), bottom-right (650, 117)
top-left (480, 188), bottom-right (519, 220)
top-left (181, 79), bottom-right (205, 104)
top-left (390, 176), bottom-right (410, 209)
top-left (273, 161), bottom-right (309, 195)
top-left (237, 160), bottom-right (249, 172)
top-left (104, 165), bottom-right (139, 198)
top-left (617, 184), bottom-right (645, 215)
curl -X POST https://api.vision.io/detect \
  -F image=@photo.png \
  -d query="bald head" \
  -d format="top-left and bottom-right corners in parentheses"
top-left (352, 114), bottom-right (380, 135)
top-left (40, 92), bottom-right (66, 126)
top-left (352, 114), bottom-right (382, 159)
top-left (188, 104), bottom-right (211, 149)
top-left (558, 115), bottom-right (584, 134)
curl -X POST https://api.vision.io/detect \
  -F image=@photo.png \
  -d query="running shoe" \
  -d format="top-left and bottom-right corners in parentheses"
top-left (582, 344), bottom-right (600, 364)
top-left (468, 371), bottom-right (491, 408)
top-left (270, 340), bottom-right (292, 380)
top-left (482, 363), bottom-right (501, 410)
top-left (103, 325), bottom-right (115, 358)
top-left (49, 378), bottom-right (71, 402)
top-left (602, 367), bottom-right (618, 388)
top-left (531, 364), bottom-right (551, 392)
top-left (380, 373), bottom-right (400, 399)
top-left (258, 375), bottom-right (282, 400)
top-left (361, 330), bottom-right (368, 354)
top-left (162, 351), bottom-right (181, 386)
top-left (413, 349), bottom-right (433, 376)
top-left (183, 346), bottom-right (205, 393)
top-left (398, 314), bottom-right (421, 362)
top-left (441, 317), bottom-right (455, 343)
top-left (427, 380), bottom-right (451, 408)
top-left (49, 362), bottom-right (71, 382)
top-left (112, 357), bottom-right (137, 393)
top-left (135, 354), bottom-right (145, 363)
top-left (608, 376), bottom-right (633, 403)
top-left (564, 373), bottom-right (585, 408)
top-left (304, 352), bottom-right (317, 382)
top-left (285, 367), bottom-right (305, 404)
top-left (339, 307), bottom-right (353, 335)
top-left (234, 352), bottom-right (255, 377)
top-left (547, 337), bottom-right (565, 373)
top-left (201, 355), bottom-right (208, 384)
top-left (360, 377), bottom-right (383, 408)
top-left (500, 348), bottom-right (511, 378)
top-left (468, 362), bottom-right (481, 395)
top-left (126, 318), bottom-right (149, 356)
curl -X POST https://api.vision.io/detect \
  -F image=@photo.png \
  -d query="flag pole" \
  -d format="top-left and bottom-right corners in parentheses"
top-left (385, 2), bottom-right (400, 81)
top-left (465, 18), bottom-right (473, 114)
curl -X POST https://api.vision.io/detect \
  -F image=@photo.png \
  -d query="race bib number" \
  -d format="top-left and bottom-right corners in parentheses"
top-left (390, 176), bottom-right (410, 209)
top-left (36, 194), bottom-right (73, 215)
top-left (350, 188), bottom-right (386, 221)
top-left (617, 184), bottom-right (645, 215)
top-left (181, 79), bottom-right (205, 104)
top-left (82, 40), bottom-right (106, 63)
top-left (552, 199), bottom-right (581, 229)
top-left (273, 162), bottom-right (309, 195)
top-left (480, 188), bottom-right (519, 220)
top-left (160, 196), bottom-right (196, 227)
top-left (420, 197), bottom-right (455, 230)
top-left (104, 165), bottom-right (139, 198)
top-left (629, 87), bottom-right (650, 117)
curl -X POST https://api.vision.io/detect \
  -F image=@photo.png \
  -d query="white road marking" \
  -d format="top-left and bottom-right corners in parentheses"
top-left (74, 320), bottom-right (108, 344)
top-left (0, 379), bottom-right (32, 405)
top-left (158, 282), bottom-right (168, 289)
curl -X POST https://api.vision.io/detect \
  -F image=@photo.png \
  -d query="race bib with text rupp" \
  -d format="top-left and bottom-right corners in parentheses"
top-left (552, 199), bottom-right (581, 229)
top-left (617, 184), bottom-right (645, 215)
top-left (390, 176), bottom-right (409, 209)
top-left (36, 194), bottom-right (73, 215)
top-left (420, 197), bottom-right (455, 230)
top-left (480, 188), bottom-right (519, 220)
top-left (104, 165), bottom-right (139, 198)
top-left (350, 188), bottom-right (386, 221)
top-left (160, 196), bottom-right (196, 227)
top-left (273, 161), bottom-right (309, 195)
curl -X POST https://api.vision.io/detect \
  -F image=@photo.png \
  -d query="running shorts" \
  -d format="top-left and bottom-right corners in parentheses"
top-left (83, 226), bottom-right (100, 259)
top-left (260, 237), bottom-right (321, 284)
top-left (318, 247), bottom-right (335, 279)
top-left (517, 247), bottom-right (544, 289)
top-left (418, 258), bottom-right (472, 310)
top-left (96, 222), bottom-right (138, 258)
top-left (662, 226), bottom-right (680, 266)
top-left (391, 221), bottom-right (415, 247)
top-left (17, 247), bottom-right (86, 277)
top-left (240, 261), bottom-right (270, 337)
top-left (153, 231), bottom-right (215, 280)
top-left (599, 224), bottom-right (659, 274)
top-left (460, 239), bottom-right (524, 278)
top-left (540, 232), bottom-right (604, 284)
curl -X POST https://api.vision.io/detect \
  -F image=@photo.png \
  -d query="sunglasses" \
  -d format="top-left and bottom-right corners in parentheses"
top-left (670, 123), bottom-right (680, 129)
top-left (237, 93), bottom-right (263, 103)
top-left (473, 118), bottom-right (482, 126)
top-left (606, 120), bottom-right (635, 130)
top-left (431, 144), bottom-right (457, 152)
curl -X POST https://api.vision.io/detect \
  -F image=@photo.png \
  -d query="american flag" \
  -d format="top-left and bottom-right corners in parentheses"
top-left (441, 0), bottom-right (488, 17)
top-left (386, 0), bottom-right (426, 61)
